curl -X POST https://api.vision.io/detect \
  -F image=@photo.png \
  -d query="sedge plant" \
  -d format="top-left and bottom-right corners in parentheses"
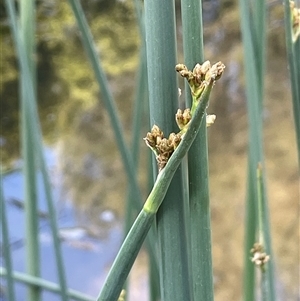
top-left (97, 62), bottom-right (225, 301)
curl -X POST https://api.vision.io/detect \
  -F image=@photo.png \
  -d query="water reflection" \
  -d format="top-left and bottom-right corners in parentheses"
top-left (1, 147), bottom-right (123, 300)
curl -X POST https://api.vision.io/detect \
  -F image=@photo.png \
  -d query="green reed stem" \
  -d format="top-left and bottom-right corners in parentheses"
top-left (181, 0), bottom-right (214, 299)
top-left (145, 0), bottom-right (192, 299)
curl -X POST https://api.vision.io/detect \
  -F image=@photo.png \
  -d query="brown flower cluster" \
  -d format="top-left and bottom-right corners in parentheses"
top-left (175, 108), bottom-right (192, 131)
top-left (144, 125), bottom-right (182, 171)
top-left (250, 243), bottom-right (270, 268)
top-left (175, 61), bottom-right (225, 98)
top-left (144, 61), bottom-right (225, 171)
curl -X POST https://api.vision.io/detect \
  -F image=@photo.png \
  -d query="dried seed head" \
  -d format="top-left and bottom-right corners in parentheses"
top-left (143, 125), bottom-right (164, 150)
top-left (182, 108), bottom-right (192, 124)
top-left (175, 109), bottom-right (185, 129)
top-left (176, 60), bottom-right (225, 100)
top-left (169, 132), bottom-right (181, 149)
top-left (250, 243), bottom-right (270, 268)
top-left (212, 61), bottom-right (226, 80)
top-left (199, 60), bottom-right (211, 75)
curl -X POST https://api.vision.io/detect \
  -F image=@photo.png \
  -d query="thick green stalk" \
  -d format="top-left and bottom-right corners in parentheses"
top-left (19, 0), bottom-right (40, 299)
top-left (145, 0), bottom-right (191, 299)
top-left (0, 268), bottom-right (93, 301)
top-left (239, 0), bottom-right (276, 300)
top-left (181, 0), bottom-right (214, 300)
top-left (97, 78), bottom-right (215, 301)
top-left (0, 182), bottom-right (16, 301)
top-left (284, 0), bottom-right (300, 167)
top-left (5, 1), bottom-right (69, 300)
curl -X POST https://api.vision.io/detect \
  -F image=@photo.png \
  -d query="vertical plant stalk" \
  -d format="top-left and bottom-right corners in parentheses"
top-left (256, 164), bottom-right (271, 301)
top-left (239, 0), bottom-right (276, 300)
top-left (181, 0), bottom-right (214, 300)
top-left (144, 0), bottom-right (191, 299)
top-left (0, 182), bottom-right (16, 301)
top-left (19, 0), bottom-right (40, 299)
top-left (5, 1), bottom-right (69, 300)
top-left (284, 0), bottom-right (300, 167)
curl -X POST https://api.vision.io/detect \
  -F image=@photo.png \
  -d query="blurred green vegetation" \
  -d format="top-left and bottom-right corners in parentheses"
top-left (1, 0), bottom-right (140, 167)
